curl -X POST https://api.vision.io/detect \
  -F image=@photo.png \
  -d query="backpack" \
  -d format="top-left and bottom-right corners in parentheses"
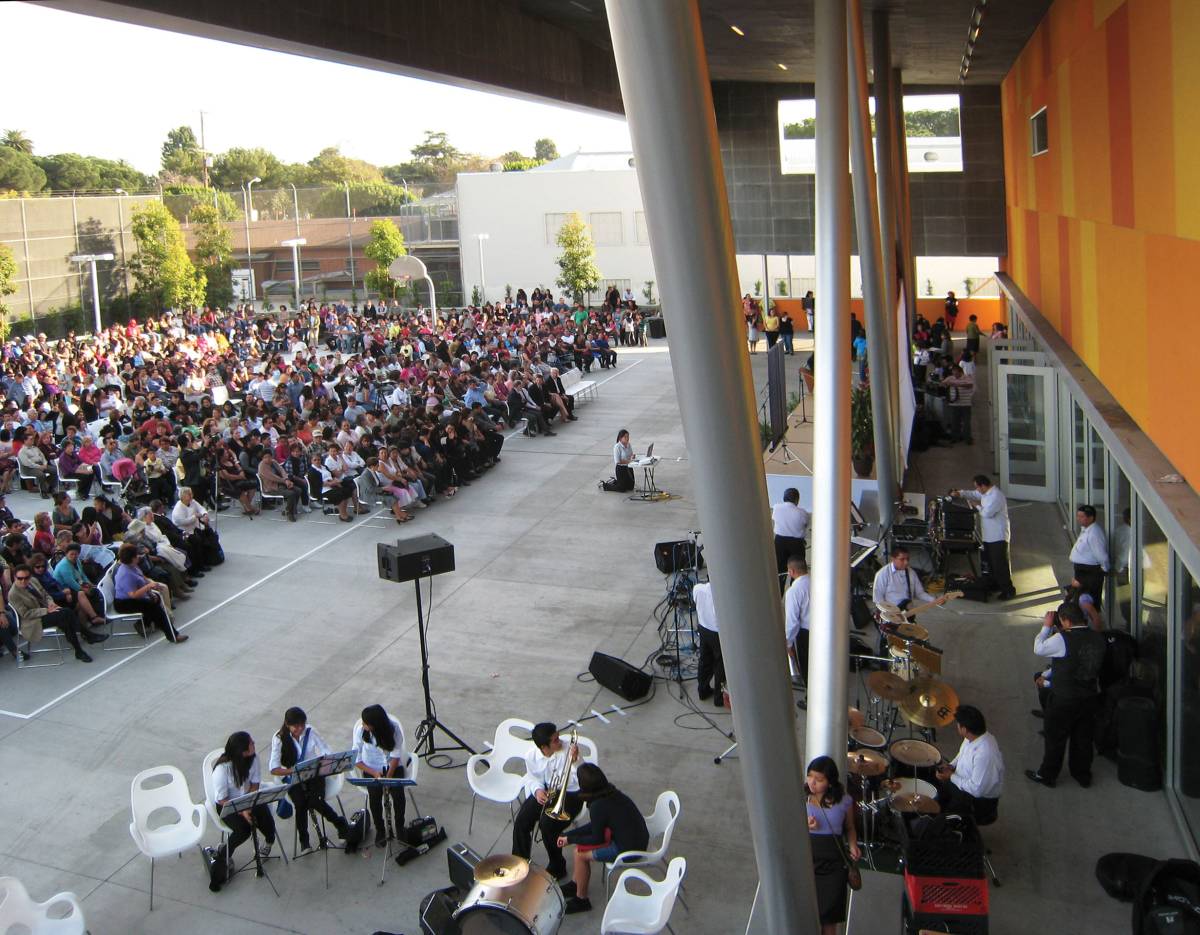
top-left (1134, 860), bottom-right (1200, 934)
top-left (343, 808), bottom-right (371, 855)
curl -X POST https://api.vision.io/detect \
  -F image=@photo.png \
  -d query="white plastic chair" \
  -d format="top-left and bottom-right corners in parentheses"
top-left (97, 564), bottom-right (148, 652)
top-left (129, 765), bottom-right (207, 910)
top-left (17, 457), bottom-right (45, 493)
top-left (603, 792), bottom-right (683, 901)
top-left (465, 719), bottom-right (536, 834)
top-left (54, 459), bottom-right (80, 495)
top-left (0, 876), bottom-right (87, 935)
top-left (600, 858), bottom-right (687, 935)
top-left (10, 604), bottom-right (66, 668)
top-left (201, 748), bottom-right (226, 846)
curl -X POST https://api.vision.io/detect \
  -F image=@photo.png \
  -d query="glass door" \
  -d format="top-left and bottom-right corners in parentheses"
top-left (997, 364), bottom-right (1058, 500)
top-left (990, 349), bottom-right (1048, 473)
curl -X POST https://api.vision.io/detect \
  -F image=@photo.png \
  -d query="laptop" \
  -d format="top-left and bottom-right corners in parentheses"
top-left (644, 442), bottom-right (655, 459)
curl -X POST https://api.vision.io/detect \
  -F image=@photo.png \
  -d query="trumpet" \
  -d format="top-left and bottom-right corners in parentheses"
top-left (543, 727), bottom-right (578, 822)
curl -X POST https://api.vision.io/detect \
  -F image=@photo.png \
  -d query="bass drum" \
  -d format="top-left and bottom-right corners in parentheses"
top-left (454, 865), bottom-right (565, 935)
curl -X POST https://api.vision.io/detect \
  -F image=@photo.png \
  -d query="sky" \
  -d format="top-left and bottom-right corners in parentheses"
top-left (0, 2), bottom-right (631, 175)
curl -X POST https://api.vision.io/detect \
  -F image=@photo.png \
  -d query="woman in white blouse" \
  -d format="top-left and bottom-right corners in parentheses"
top-left (269, 707), bottom-right (349, 852)
top-left (171, 485), bottom-right (210, 536)
top-left (352, 704), bottom-right (407, 849)
top-left (212, 731), bottom-right (277, 867)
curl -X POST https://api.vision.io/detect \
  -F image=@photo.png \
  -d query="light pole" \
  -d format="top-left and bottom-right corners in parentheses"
top-left (69, 252), bottom-right (115, 334)
top-left (475, 233), bottom-right (489, 303)
top-left (343, 180), bottom-right (356, 302)
top-left (242, 176), bottom-right (260, 305)
top-left (282, 238), bottom-right (307, 311)
top-left (113, 188), bottom-right (130, 303)
top-left (288, 182), bottom-right (300, 239)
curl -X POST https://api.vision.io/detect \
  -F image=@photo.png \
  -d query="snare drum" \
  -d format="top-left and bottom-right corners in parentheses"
top-left (454, 865), bottom-right (565, 935)
top-left (886, 777), bottom-right (937, 800)
top-left (849, 726), bottom-right (886, 750)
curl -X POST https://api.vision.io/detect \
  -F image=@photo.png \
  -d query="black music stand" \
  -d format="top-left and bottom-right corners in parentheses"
top-left (219, 784), bottom-right (291, 896)
top-left (411, 577), bottom-right (476, 763)
top-left (347, 776), bottom-right (417, 885)
top-left (289, 750), bottom-right (356, 889)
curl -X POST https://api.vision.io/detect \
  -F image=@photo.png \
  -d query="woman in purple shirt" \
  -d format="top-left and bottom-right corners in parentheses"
top-left (806, 755), bottom-right (860, 934)
top-left (113, 543), bottom-right (187, 644)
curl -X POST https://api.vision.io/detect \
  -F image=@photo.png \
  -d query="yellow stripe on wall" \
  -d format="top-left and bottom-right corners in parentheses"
top-left (1058, 62), bottom-right (1076, 216)
top-left (1172, 0), bottom-right (1200, 240)
top-left (1129, 0), bottom-right (1176, 236)
top-left (1078, 219), bottom-right (1100, 372)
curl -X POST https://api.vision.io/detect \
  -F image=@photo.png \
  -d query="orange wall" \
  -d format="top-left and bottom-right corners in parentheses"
top-left (773, 297), bottom-right (1007, 327)
top-left (1003, 0), bottom-right (1200, 487)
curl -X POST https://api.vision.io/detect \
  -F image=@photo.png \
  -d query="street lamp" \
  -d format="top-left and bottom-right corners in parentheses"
top-left (475, 233), bottom-right (490, 303)
top-left (113, 188), bottom-right (130, 303)
top-left (242, 176), bottom-right (261, 305)
top-left (288, 182), bottom-right (300, 238)
top-left (282, 238), bottom-right (307, 311)
top-left (69, 253), bottom-right (115, 334)
top-left (343, 181), bottom-right (356, 303)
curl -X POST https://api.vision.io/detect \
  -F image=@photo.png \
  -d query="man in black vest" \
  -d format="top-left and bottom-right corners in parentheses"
top-left (1026, 602), bottom-right (1106, 788)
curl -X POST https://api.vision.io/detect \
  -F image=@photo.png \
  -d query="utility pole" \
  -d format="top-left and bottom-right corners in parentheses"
top-left (199, 110), bottom-right (210, 188)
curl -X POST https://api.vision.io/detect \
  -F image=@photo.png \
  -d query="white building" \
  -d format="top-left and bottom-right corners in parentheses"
top-left (456, 151), bottom-right (658, 306)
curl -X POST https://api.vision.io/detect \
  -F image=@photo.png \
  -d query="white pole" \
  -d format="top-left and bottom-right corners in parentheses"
top-left (476, 234), bottom-right (488, 302)
top-left (425, 275), bottom-right (437, 312)
top-left (89, 259), bottom-right (102, 334)
top-left (291, 242), bottom-right (301, 311)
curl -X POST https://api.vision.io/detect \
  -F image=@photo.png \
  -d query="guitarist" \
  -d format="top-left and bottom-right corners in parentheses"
top-left (872, 545), bottom-right (943, 614)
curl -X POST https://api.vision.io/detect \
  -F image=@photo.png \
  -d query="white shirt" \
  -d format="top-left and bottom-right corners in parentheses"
top-left (213, 755), bottom-right (262, 804)
top-left (268, 725), bottom-right (333, 773)
top-left (522, 744), bottom-right (580, 799)
top-left (1033, 625), bottom-right (1067, 659)
top-left (872, 562), bottom-right (933, 607)
top-left (784, 573), bottom-right (811, 643)
top-left (949, 732), bottom-right (1004, 799)
top-left (352, 716), bottom-right (406, 774)
top-left (959, 485), bottom-right (1009, 543)
top-left (171, 498), bottom-right (208, 535)
top-left (614, 441), bottom-right (633, 465)
top-left (693, 582), bottom-right (718, 633)
top-left (1070, 522), bottom-right (1109, 570)
top-left (772, 502), bottom-right (810, 539)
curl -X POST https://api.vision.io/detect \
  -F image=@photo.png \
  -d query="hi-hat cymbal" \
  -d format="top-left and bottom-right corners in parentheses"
top-left (848, 707), bottom-right (866, 731)
top-left (900, 678), bottom-right (959, 728)
top-left (895, 622), bottom-right (929, 641)
top-left (889, 738), bottom-right (942, 768)
top-left (891, 792), bottom-right (941, 815)
top-left (846, 749), bottom-right (888, 777)
top-left (868, 670), bottom-right (912, 701)
top-left (474, 854), bottom-right (529, 887)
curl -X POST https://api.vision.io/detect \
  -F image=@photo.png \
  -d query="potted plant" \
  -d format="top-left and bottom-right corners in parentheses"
top-left (851, 385), bottom-right (874, 478)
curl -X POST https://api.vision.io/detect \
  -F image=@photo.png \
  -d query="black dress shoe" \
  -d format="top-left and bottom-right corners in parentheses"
top-left (1025, 769), bottom-right (1055, 788)
top-left (559, 880), bottom-right (577, 898)
top-left (564, 897), bottom-right (592, 915)
top-left (82, 630), bottom-right (110, 644)
top-left (1075, 775), bottom-right (1093, 788)
top-left (697, 686), bottom-right (713, 701)
top-left (1031, 709), bottom-right (1044, 719)
top-left (999, 589), bottom-right (1017, 600)
top-left (74, 648), bottom-right (94, 663)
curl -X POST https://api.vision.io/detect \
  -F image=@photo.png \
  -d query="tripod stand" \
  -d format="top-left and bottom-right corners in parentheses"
top-left (411, 576), bottom-right (475, 761)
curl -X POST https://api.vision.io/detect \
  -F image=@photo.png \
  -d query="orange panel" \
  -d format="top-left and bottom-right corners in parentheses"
top-left (1058, 215), bottom-right (1073, 344)
top-left (1068, 25), bottom-right (1113, 225)
top-left (1128, 0), bottom-right (1176, 236)
top-left (1093, 222), bottom-right (1147, 423)
top-left (1038, 212), bottom-right (1062, 327)
top-left (1105, 5), bottom-right (1136, 228)
top-left (1025, 209), bottom-right (1043, 309)
top-left (1094, 0), bottom-right (1128, 27)
top-left (1172, 0), bottom-right (1200, 240)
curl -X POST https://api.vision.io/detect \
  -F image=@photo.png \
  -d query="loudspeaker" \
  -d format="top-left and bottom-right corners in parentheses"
top-left (378, 533), bottom-right (456, 583)
top-left (418, 887), bottom-right (462, 935)
top-left (589, 651), bottom-right (652, 701)
top-left (653, 540), bottom-right (703, 575)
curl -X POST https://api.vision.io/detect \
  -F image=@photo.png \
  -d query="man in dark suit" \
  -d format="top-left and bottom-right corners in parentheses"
top-left (527, 376), bottom-right (561, 424)
top-left (541, 371), bottom-right (576, 422)
top-left (511, 380), bottom-right (556, 438)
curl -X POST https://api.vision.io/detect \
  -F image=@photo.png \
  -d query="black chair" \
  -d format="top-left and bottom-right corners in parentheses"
top-left (973, 796), bottom-right (1001, 887)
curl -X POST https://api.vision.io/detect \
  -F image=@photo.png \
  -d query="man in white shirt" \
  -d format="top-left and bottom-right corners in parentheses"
top-left (784, 557), bottom-right (811, 705)
top-left (512, 722), bottom-right (583, 880)
top-left (872, 546), bottom-right (937, 612)
top-left (771, 488), bottom-right (809, 587)
top-left (693, 581), bottom-right (724, 707)
top-left (1069, 504), bottom-right (1108, 611)
top-left (934, 705), bottom-right (1004, 818)
top-left (954, 475), bottom-right (1014, 600)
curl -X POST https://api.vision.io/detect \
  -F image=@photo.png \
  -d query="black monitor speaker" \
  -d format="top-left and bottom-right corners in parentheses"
top-left (378, 533), bottom-right (456, 583)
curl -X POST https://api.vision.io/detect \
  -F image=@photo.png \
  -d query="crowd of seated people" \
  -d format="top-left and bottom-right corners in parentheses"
top-left (0, 290), bottom-right (635, 661)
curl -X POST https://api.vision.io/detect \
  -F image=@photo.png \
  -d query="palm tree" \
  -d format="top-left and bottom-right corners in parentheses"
top-left (2, 130), bottom-right (33, 154)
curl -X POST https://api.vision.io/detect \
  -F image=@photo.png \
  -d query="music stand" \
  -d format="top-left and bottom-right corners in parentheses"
top-left (289, 750), bottom-right (356, 888)
top-left (219, 784), bottom-right (291, 896)
top-left (347, 776), bottom-right (417, 885)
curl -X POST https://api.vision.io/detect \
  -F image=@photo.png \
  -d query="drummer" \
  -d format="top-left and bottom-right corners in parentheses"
top-left (872, 545), bottom-right (937, 613)
top-left (933, 704), bottom-right (1004, 819)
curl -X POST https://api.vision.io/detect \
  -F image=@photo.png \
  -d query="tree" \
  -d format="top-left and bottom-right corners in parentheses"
top-left (163, 185), bottom-right (241, 223)
top-left (0, 147), bottom-right (47, 193)
top-left (383, 130), bottom-right (487, 186)
top-left (211, 147), bottom-right (283, 190)
top-left (534, 138), bottom-right (559, 161)
top-left (37, 153), bottom-right (101, 191)
top-left (191, 203), bottom-right (234, 308)
top-left (161, 125), bottom-right (198, 162)
top-left (554, 212), bottom-right (600, 303)
top-left (904, 108), bottom-right (960, 138)
top-left (90, 158), bottom-right (155, 191)
top-left (129, 200), bottom-right (206, 310)
top-left (362, 219), bottom-right (406, 299)
top-left (502, 158), bottom-right (544, 172)
top-left (1, 130), bottom-right (33, 154)
top-left (161, 125), bottom-right (204, 179)
top-left (315, 181), bottom-right (411, 219)
top-left (783, 119), bottom-right (816, 140)
top-left (0, 244), bottom-right (17, 340)
top-left (307, 146), bottom-right (383, 184)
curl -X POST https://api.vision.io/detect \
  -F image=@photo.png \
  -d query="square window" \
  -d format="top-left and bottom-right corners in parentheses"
top-left (1030, 107), bottom-right (1048, 156)
top-left (589, 212), bottom-right (623, 246)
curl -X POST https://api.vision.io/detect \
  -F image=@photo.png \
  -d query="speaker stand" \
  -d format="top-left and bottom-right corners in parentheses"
top-left (411, 577), bottom-right (476, 761)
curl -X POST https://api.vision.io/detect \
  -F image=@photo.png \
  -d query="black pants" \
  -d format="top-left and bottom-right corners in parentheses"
top-left (614, 464), bottom-right (635, 491)
top-left (697, 625), bottom-right (724, 697)
top-left (43, 607), bottom-right (84, 650)
top-left (949, 405), bottom-right (973, 442)
top-left (1074, 563), bottom-right (1105, 611)
top-left (793, 629), bottom-right (810, 687)
top-left (1039, 692), bottom-right (1100, 782)
top-left (512, 791), bottom-right (582, 878)
top-left (367, 783), bottom-right (405, 841)
top-left (115, 596), bottom-right (178, 641)
top-left (983, 540), bottom-right (1013, 594)
top-left (774, 535), bottom-right (807, 590)
top-left (223, 804), bottom-right (276, 859)
top-left (289, 777), bottom-right (343, 845)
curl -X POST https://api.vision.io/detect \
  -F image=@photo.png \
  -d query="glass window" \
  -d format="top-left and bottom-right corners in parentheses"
top-left (1176, 560), bottom-right (1200, 839)
top-left (544, 213), bottom-right (570, 245)
top-left (588, 212), bottom-right (623, 246)
top-left (1110, 462), bottom-right (1134, 631)
top-left (1031, 107), bottom-right (1049, 156)
top-left (1140, 504), bottom-right (1170, 761)
top-left (1073, 402), bottom-right (1088, 517)
top-left (634, 211), bottom-right (650, 245)
top-left (1058, 383), bottom-right (1073, 519)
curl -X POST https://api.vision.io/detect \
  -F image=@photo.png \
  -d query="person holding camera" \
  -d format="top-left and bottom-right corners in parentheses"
top-left (1026, 602), bottom-right (1106, 788)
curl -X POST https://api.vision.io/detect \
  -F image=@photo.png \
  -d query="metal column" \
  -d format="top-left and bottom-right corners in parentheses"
top-left (849, 0), bottom-right (898, 532)
top-left (893, 67), bottom-right (918, 339)
top-left (806, 0), bottom-right (852, 767)
top-left (604, 3), bottom-right (817, 932)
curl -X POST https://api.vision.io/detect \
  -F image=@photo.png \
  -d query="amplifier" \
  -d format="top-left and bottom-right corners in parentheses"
top-left (447, 841), bottom-right (483, 892)
top-left (379, 533), bottom-right (456, 583)
top-left (892, 520), bottom-right (928, 543)
top-left (589, 651), bottom-right (653, 701)
top-left (653, 539), bottom-right (703, 575)
top-left (942, 503), bottom-right (977, 536)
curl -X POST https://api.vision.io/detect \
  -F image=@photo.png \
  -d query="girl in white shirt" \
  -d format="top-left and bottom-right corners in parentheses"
top-left (353, 704), bottom-right (407, 849)
top-left (212, 731), bottom-right (277, 866)
top-left (269, 707), bottom-right (349, 852)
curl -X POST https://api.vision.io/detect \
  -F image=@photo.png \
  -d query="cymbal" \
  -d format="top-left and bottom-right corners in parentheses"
top-left (868, 670), bottom-right (912, 702)
top-left (848, 707), bottom-right (866, 731)
top-left (880, 779), bottom-right (904, 793)
top-left (850, 726), bottom-right (886, 748)
top-left (474, 854), bottom-right (529, 887)
top-left (900, 678), bottom-right (960, 728)
top-left (894, 622), bottom-right (929, 641)
top-left (882, 611), bottom-right (911, 626)
top-left (891, 792), bottom-right (941, 815)
top-left (889, 738), bottom-right (942, 768)
top-left (846, 749), bottom-right (889, 777)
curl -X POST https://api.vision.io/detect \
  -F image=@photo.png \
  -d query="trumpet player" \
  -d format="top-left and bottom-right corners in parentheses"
top-left (512, 722), bottom-right (582, 881)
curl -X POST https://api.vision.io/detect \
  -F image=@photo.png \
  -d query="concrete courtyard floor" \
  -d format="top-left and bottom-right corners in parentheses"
top-left (0, 337), bottom-right (1183, 934)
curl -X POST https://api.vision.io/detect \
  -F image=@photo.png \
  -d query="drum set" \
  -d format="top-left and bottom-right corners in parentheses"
top-left (452, 853), bottom-right (565, 934)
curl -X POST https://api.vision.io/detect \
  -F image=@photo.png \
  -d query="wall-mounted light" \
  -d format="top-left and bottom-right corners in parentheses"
top-left (730, 24), bottom-right (745, 36)
top-left (777, 62), bottom-right (789, 71)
